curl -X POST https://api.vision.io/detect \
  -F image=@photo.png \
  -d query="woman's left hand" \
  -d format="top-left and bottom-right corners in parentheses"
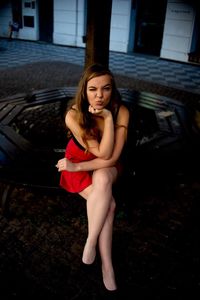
top-left (88, 105), bottom-right (111, 118)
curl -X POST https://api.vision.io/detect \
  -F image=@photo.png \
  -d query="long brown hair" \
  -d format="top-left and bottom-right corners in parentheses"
top-left (67, 63), bottom-right (122, 142)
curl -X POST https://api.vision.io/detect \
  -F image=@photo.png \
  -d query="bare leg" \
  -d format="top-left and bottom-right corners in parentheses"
top-left (79, 167), bottom-right (117, 290)
top-left (98, 199), bottom-right (117, 290)
top-left (79, 167), bottom-right (116, 264)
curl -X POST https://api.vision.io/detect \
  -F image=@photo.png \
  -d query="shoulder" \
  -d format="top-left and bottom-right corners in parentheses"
top-left (65, 104), bottom-right (77, 119)
top-left (65, 105), bottom-right (78, 128)
top-left (119, 104), bottom-right (129, 115)
top-left (117, 104), bottom-right (130, 125)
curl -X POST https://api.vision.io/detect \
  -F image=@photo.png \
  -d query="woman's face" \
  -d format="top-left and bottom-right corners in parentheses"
top-left (86, 74), bottom-right (112, 110)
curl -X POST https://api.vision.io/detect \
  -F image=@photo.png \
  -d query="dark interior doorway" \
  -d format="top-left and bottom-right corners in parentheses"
top-left (38, 0), bottom-right (53, 43)
top-left (134, 0), bottom-right (167, 56)
top-left (11, 0), bottom-right (22, 28)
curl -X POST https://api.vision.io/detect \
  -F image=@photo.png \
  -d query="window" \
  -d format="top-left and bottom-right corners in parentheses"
top-left (24, 2), bottom-right (31, 8)
top-left (23, 16), bottom-right (34, 27)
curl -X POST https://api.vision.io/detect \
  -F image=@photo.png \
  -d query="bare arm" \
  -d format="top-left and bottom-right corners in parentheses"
top-left (57, 105), bottom-right (129, 172)
top-left (66, 106), bottom-right (115, 159)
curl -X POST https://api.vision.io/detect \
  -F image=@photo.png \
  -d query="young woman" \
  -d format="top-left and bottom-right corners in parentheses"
top-left (56, 64), bottom-right (130, 291)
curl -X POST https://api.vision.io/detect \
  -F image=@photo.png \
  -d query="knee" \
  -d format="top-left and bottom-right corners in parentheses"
top-left (93, 169), bottom-right (113, 190)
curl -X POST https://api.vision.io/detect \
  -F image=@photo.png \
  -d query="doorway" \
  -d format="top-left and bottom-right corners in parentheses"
top-left (11, 0), bottom-right (22, 28)
top-left (38, 0), bottom-right (53, 42)
top-left (134, 0), bottom-right (167, 56)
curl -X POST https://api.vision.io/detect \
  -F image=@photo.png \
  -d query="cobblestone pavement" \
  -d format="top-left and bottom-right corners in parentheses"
top-left (0, 38), bottom-right (200, 95)
top-left (0, 47), bottom-right (200, 299)
top-left (0, 60), bottom-right (200, 107)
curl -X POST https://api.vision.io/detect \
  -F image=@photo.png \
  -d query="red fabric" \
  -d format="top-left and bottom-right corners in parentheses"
top-left (60, 138), bottom-right (96, 193)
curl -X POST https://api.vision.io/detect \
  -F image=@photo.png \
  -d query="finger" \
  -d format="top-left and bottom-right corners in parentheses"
top-left (88, 105), bottom-right (92, 112)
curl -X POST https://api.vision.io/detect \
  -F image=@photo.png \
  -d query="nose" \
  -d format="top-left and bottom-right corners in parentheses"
top-left (96, 89), bottom-right (103, 98)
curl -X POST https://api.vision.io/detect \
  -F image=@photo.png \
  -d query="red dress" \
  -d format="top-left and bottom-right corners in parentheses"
top-left (60, 137), bottom-right (96, 193)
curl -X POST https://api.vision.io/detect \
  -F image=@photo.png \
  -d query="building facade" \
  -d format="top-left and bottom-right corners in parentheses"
top-left (0, 0), bottom-right (199, 64)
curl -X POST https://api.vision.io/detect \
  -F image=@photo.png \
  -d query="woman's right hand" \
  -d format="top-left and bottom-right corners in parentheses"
top-left (56, 158), bottom-right (76, 172)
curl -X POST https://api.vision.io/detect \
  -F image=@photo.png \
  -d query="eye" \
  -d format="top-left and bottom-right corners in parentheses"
top-left (103, 86), bottom-right (112, 92)
top-left (88, 87), bottom-right (97, 91)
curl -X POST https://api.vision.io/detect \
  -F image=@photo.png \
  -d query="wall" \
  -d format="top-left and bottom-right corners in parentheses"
top-left (53, 0), bottom-right (85, 47)
top-left (109, 0), bottom-right (132, 52)
top-left (53, 0), bottom-right (132, 52)
top-left (0, 0), bottom-right (38, 40)
top-left (160, 0), bottom-right (195, 62)
top-left (0, 0), bottom-right (132, 53)
top-left (0, 1), bottom-right (12, 37)
top-left (19, 0), bottom-right (38, 40)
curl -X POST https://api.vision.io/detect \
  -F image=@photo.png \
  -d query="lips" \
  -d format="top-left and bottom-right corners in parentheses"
top-left (95, 101), bottom-right (103, 106)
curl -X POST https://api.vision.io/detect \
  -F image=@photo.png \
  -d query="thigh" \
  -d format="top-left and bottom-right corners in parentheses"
top-left (79, 184), bottom-right (93, 200)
